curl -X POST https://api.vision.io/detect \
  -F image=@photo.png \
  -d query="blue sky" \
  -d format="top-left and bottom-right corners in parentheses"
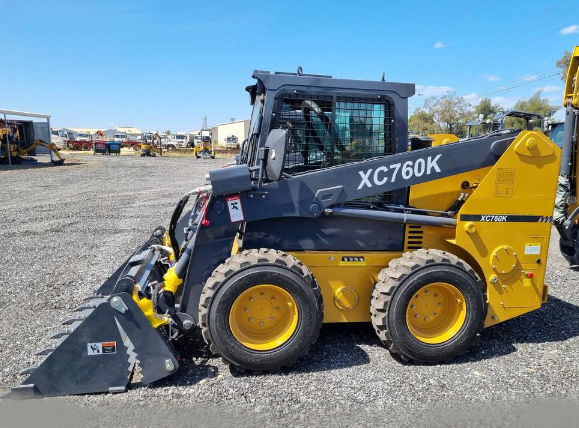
top-left (0, 0), bottom-right (576, 130)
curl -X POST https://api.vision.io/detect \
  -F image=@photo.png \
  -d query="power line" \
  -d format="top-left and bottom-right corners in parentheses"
top-left (390, 0), bottom-right (435, 44)
top-left (478, 0), bottom-right (570, 49)
top-left (421, 0), bottom-right (487, 48)
top-left (472, 68), bottom-right (559, 96)
top-left (466, 73), bottom-right (560, 103)
top-left (399, 0), bottom-right (462, 50)
top-left (462, 4), bottom-right (579, 69)
top-left (371, 0), bottom-right (435, 48)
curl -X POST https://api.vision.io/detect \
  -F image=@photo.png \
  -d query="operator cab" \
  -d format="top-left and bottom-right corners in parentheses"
top-left (241, 69), bottom-right (415, 251)
top-left (243, 69), bottom-right (414, 177)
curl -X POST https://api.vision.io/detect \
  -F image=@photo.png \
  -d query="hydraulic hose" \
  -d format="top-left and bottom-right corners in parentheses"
top-left (168, 194), bottom-right (190, 259)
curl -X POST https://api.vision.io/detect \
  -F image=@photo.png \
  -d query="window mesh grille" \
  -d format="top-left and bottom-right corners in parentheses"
top-left (271, 92), bottom-right (395, 203)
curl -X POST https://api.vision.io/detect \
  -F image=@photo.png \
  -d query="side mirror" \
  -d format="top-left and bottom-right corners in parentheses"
top-left (264, 129), bottom-right (287, 181)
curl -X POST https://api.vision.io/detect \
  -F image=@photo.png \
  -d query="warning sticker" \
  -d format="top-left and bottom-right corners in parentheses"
top-left (494, 168), bottom-right (515, 198)
top-left (226, 195), bottom-right (244, 223)
top-left (524, 244), bottom-right (541, 255)
top-left (87, 341), bottom-right (117, 356)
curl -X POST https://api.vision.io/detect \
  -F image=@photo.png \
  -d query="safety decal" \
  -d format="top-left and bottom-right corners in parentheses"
top-left (87, 341), bottom-right (117, 356)
top-left (460, 215), bottom-right (552, 223)
top-left (494, 168), bottom-right (515, 198)
top-left (226, 195), bottom-right (245, 223)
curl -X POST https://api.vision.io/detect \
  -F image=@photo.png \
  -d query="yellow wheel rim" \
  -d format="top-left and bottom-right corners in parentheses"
top-left (405, 282), bottom-right (467, 344)
top-left (229, 284), bottom-right (299, 351)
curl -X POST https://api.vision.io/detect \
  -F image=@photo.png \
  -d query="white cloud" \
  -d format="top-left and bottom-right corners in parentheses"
top-left (535, 85), bottom-right (562, 93)
top-left (483, 74), bottom-right (501, 82)
top-left (416, 84), bottom-right (454, 96)
top-left (433, 41), bottom-right (445, 48)
top-left (463, 93), bottom-right (478, 101)
top-left (491, 96), bottom-right (520, 110)
top-left (560, 25), bottom-right (579, 35)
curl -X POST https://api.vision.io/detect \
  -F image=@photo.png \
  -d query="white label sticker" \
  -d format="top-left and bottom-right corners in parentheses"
top-left (226, 196), bottom-right (244, 223)
top-left (524, 244), bottom-right (541, 255)
top-left (87, 341), bottom-right (116, 355)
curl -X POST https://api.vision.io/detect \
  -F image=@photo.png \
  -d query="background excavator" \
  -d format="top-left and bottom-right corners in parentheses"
top-left (1, 122), bottom-right (64, 165)
top-left (140, 132), bottom-right (163, 157)
top-left (3, 46), bottom-right (579, 399)
top-left (193, 135), bottom-right (215, 159)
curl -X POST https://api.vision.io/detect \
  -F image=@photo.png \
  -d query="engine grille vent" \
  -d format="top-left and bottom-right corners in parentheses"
top-left (406, 225), bottom-right (424, 250)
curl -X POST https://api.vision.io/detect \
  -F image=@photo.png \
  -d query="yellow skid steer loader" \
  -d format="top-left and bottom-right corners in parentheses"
top-left (3, 47), bottom-right (579, 398)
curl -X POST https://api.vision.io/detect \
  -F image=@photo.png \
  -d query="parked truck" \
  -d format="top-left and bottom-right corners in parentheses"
top-left (50, 128), bottom-right (69, 150)
top-left (67, 132), bottom-right (94, 151)
top-left (164, 132), bottom-right (190, 151)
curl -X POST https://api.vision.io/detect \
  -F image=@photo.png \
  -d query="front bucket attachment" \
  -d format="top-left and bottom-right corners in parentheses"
top-left (3, 293), bottom-right (178, 399)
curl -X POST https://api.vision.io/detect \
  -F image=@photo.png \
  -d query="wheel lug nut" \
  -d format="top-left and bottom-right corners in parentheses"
top-left (260, 292), bottom-right (265, 297)
top-left (414, 314), bottom-right (419, 318)
top-left (424, 317), bottom-right (428, 321)
top-left (438, 302), bottom-right (442, 307)
top-left (434, 293), bottom-right (438, 297)
top-left (270, 297), bottom-right (275, 301)
top-left (249, 318), bottom-right (253, 322)
top-left (259, 321), bottom-right (264, 326)
top-left (244, 307), bottom-right (249, 312)
top-left (433, 312), bottom-right (438, 317)
top-left (270, 317), bottom-right (275, 321)
top-left (275, 307), bottom-right (280, 311)
top-left (249, 297), bottom-right (254, 302)
top-left (411, 305), bottom-right (416, 309)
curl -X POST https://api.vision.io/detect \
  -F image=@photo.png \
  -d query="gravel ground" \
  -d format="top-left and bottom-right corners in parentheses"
top-left (2, 154), bottom-right (579, 427)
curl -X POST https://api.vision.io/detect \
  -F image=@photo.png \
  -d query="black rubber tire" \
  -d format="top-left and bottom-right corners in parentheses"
top-left (371, 249), bottom-right (486, 363)
top-left (199, 248), bottom-right (323, 373)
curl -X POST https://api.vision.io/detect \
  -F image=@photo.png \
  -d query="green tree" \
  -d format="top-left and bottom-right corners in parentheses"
top-left (557, 50), bottom-right (572, 82)
top-left (514, 90), bottom-right (560, 117)
top-left (473, 97), bottom-right (501, 121)
top-left (423, 91), bottom-right (473, 136)
top-left (408, 108), bottom-right (440, 135)
top-left (164, 130), bottom-right (172, 136)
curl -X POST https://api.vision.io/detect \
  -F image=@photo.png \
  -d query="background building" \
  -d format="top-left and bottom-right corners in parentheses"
top-left (211, 119), bottom-right (250, 146)
top-left (104, 127), bottom-right (142, 140)
top-left (114, 127), bottom-right (141, 140)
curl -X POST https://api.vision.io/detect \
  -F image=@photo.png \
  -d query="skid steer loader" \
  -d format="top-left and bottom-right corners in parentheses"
top-left (4, 47), bottom-right (579, 399)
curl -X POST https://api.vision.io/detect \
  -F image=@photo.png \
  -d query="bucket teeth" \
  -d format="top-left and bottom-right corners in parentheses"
top-left (62, 316), bottom-right (85, 325)
top-left (35, 347), bottom-right (55, 356)
top-left (19, 365), bottom-right (38, 375)
top-left (50, 329), bottom-right (72, 339)
top-left (74, 304), bottom-right (95, 312)
top-left (74, 298), bottom-right (107, 312)
top-left (83, 294), bottom-right (104, 301)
